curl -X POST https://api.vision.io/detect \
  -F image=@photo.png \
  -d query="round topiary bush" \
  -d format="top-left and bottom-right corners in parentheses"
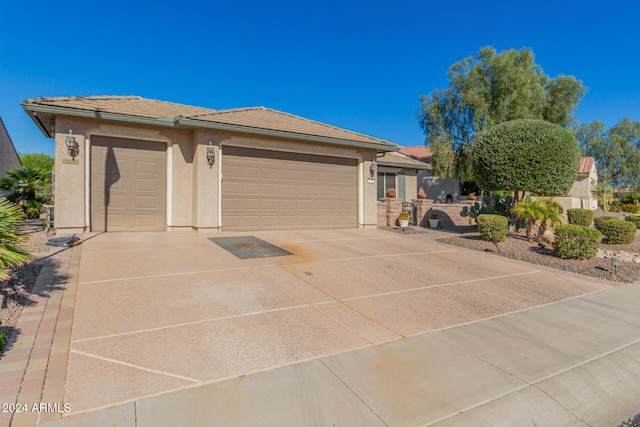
top-left (626, 215), bottom-right (640, 230)
top-left (477, 214), bottom-right (508, 242)
top-left (566, 208), bottom-right (593, 227)
top-left (595, 217), bottom-right (637, 244)
top-left (553, 224), bottom-right (602, 259)
top-left (472, 119), bottom-right (581, 195)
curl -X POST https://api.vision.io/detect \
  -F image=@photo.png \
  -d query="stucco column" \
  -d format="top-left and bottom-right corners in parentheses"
top-left (53, 128), bottom-right (86, 233)
top-left (192, 132), bottom-right (220, 231)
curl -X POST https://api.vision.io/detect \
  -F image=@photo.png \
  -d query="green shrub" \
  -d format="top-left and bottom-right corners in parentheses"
top-left (472, 119), bottom-right (581, 195)
top-left (621, 203), bottom-right (640, 214)
top-left (626, 215), bottom-right (640, 230)
top-left (596, 217), bottom-right (637, 244)
top-left (553, 224), bottom-right (602, 259)
top-left (593, 215), bottom-right (618, 230)
top-left (477, 214), bottom-right (508, 242)
top-left (0, 322), bottom-right (5, 351)
top-left (566, 208), bottom-right (593, 227)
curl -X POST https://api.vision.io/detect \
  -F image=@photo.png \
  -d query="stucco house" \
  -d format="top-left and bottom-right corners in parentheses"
top-left (398, 145), bottom-right (461, 203)
top-left (0, 117), bottom-right (22, 182)
top-left (553, 156), bottom-right (598, 211)
top-left (22, 96), bottom-right (398, 233)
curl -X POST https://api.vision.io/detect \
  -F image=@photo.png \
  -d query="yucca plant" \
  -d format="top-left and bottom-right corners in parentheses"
top-left (0, 197), bottom-right (30, 280)
top-left (511, 197), bottom-right (543, 242)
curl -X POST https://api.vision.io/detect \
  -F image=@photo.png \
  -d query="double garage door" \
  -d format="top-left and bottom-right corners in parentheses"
top-left (222, 147), bottom-right (358, 231)
top-left (90, 139), bottom-right (357, 232)
top-left (90, 136), bottom-right (166, 232)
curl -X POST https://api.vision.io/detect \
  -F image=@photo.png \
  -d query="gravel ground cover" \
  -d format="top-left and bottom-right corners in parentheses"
top-left (0, 221), bottom-right (53, 355)
top-left (437, 229), bottom-right (640, 284)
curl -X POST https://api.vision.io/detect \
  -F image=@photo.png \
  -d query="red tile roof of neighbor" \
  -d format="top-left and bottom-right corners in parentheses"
top-left (398, 145), bottom-right (432, 163)
top-left (579, 157), bottom-right (595, 175)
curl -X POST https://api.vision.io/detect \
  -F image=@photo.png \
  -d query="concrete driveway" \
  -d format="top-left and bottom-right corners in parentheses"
top-left (56, 228), bottom-right (614, 418)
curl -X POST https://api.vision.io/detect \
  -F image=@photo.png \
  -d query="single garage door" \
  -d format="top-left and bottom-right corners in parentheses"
top-left (91, 136), bottom-right (166, 232)
top-left (222, 147), bottom-right (357, 231)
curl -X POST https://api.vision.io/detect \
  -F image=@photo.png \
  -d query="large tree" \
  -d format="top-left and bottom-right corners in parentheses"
top-left (574, 118), bottom-right (640, 188)
top-left (19, 153), bottom-right (53, 174)
top-left (417, 46), bottom-right (586, 178)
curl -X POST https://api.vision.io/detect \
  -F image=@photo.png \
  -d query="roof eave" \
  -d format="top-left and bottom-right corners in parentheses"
top-left (21, 103), bottom-right (176, 137)
top-left (378, 161), bottom-right (432, 170)
top-left (175, 117), bottom-right (398, 152)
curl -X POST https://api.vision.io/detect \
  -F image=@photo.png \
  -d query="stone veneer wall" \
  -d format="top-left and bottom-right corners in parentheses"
top-left (377, 199), bottom-right (476, 228)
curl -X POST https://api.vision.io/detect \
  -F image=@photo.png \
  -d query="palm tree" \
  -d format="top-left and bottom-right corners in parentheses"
top-left (536, 198), bottom-right (564, 243)
top-left (0, 197), bottom-right (29, 280)
top-left (0, 166), bottom-right (49, 204)
top-left (511, 197), bottom-right (543, 242)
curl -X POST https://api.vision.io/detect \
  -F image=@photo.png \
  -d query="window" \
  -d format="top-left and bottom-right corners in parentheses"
top-left (377, 172), bottom-right (397, 199)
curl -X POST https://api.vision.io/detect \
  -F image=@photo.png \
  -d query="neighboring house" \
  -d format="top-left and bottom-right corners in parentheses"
top-left (376, 151), bottom-right (431, 203)
top-left (398, 145), bottom-right (461, 203)
top-left (553, 156), bottom-right (598, 211)
top-left (0, 117), bottom-right (22, 185)
top-left (22, 96), bottom-right (397, 233)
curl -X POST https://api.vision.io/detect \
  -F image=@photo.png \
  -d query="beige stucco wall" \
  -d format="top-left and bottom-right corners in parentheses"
top-left (418, 170), bottom-right (460, 202)
top-left (51, 116), bottom-right (381, 232)
top-left (567, 166), bottom-right (598, 210)
top-left (403, 170), bottom-right (418, 203)
top-left (0, 119), bottom-right (21, 180)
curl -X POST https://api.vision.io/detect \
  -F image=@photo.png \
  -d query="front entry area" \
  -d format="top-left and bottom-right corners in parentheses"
top-left (90, 136), bottom-right (167, 232)
top-left (221, 146), bottom-right (358, 231)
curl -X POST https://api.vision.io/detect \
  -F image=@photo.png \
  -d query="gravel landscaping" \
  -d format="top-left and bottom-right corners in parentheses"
top-left (0, 222), bottom-right (52, 356)
top-left (437, 228), bottom-right (640, 284)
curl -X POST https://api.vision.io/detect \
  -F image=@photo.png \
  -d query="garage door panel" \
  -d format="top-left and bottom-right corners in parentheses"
top-left (91, 136), bottom-right (166, 232)
top-left (222, 147), bottom-right (357, 231)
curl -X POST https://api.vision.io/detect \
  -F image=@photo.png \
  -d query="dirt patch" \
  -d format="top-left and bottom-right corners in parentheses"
top-left (437, 231), bottom-right (640, 284)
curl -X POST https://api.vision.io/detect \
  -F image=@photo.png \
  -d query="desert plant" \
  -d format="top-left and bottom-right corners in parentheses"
top-left (461, 194), bottom-right (517, 230)
top-left (536, 198), bottom-right (564, 242)
top-left (0, 197), bottom-right (30, 280)
top-left (510, 197), bottom-right (543, 242)
top-left (566, 208), bottom-right (594, 227)
top-left (592, 184), bottom-right (614, 213)
top-left (553, 224), bottom-right (601, 259)
top-left (477, 214), bottom-right (508, 242)
top-left (626, 215), bottom-right (640, 230)
top-left (621, 203), bottom-right (640, 214)
top-left (595, 217), bottom-right (637, 244)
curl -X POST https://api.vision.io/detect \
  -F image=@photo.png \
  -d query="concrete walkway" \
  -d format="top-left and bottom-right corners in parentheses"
top-left (41, 281), bottom-right (640, 427)
top-left (2, 227), bottom-right (638, 426)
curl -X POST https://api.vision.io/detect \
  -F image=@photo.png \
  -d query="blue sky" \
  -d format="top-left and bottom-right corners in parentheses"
top-left (1, 0), bottom-right (639, 155)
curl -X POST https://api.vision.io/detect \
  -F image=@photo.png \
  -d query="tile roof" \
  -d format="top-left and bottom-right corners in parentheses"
top-left (398, 145), bottom-right (432, 163)
top-left (23, 96), bottom-right (395, 147)
top-left (23, 96), bottom-right (215, 119)
top-left (579, 156), bottom-right (595, 175)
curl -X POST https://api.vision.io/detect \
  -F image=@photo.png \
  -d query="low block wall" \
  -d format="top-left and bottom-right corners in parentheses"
top-left (428, 202), bottom-right (475, 226)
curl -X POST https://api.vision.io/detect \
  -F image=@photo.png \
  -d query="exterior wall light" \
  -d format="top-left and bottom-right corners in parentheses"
top-left (207, 141), bottom-right (215, 168)
top-left (65, 129), bottom-right (79, 160)
top-left (370, 158), bottom-right (377, 178)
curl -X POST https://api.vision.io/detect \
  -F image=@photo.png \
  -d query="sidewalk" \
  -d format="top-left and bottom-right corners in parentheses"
top-left (40, 281), bottom-right (640, 427)
top-left (0, 246), bottom-right (81, 427)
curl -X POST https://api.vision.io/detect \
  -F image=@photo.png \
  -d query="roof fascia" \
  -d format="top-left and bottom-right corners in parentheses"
top-left (22, 104), bottom-right (176, 137)
top-left (378, 160), bottom-right (432, 170)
